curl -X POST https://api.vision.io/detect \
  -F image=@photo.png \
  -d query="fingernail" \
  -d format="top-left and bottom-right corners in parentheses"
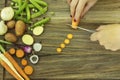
top-left (70, 15), bottom-right (72, 17)
top-left (74, 19), bottom-right (76, 22)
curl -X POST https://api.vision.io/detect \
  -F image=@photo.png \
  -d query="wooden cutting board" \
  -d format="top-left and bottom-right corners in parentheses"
top-left (1, 0), bottom-right (120, 80)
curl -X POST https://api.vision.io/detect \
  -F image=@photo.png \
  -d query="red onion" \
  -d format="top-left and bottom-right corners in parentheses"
top-left (22, 46), bottom-right (32, 54)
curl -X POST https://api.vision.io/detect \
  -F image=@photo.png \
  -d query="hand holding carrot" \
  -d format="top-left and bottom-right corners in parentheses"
top-left (67, 0), bottom-right (97, 20)
top-left (67, 0), bottom-right (97, 28)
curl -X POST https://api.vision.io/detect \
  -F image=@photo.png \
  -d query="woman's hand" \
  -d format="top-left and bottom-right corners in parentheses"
top-left (67, 0), bottom-right (97, 21)
top-left (90, 24), bottom-right (120, 51)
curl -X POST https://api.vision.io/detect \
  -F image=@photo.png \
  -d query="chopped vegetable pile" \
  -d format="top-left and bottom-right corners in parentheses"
top-left (0, 0), bottom-right (51, 79)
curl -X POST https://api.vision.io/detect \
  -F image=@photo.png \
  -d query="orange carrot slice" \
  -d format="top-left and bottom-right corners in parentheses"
top-left (24, 65), bottom-right (34, 75)
top-left (72, 18), bottom-right (80, 29)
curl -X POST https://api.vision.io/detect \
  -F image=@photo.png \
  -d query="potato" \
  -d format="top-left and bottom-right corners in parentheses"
top-left (6, 20), bottom-right (16, 29)
top-left (5, 33), bottom-right (17, 42)
top-left (15, 20), bottom-right (26, 36)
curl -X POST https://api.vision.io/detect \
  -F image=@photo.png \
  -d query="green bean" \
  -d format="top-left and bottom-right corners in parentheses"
top-left (31, 17), bottom-right (50, 28)
top-left (12, 0), bottom-right (17, 3)
top-left (29, 0), bottom-right (43, 13)
top-left (0, 40), bottom-right (12, 45)
top-left (21, 12), bottom-right (27, 16)
top-left (31, 11), bottom-right (42, 18)
top-left (15, 17), bottom-right (31, 23)
top-left (15, 0), bottom-right (28, 15)
top-left (28, 4), bottom-right (35, 8)
top-left (18, 0), bottom-right (22, 9)
top-left (26, 5), bottom-right (31, 21)
top-left (31, 7), bottom-right (47, 18)
top-left (34, 0), bottom-right (48, 7)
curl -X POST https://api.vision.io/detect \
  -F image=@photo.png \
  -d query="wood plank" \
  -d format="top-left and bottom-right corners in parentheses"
top-left (29, 54), bottom-right (120, 79)
top-left (4, 0), bottom-right (120, 80)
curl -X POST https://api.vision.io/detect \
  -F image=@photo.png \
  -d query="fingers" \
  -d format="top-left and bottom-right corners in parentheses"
top-left (70, 0), bottom-right (79, 17)
top-left (81, 1), bottom-right (96, 18)
top-left (67, 0), bottom-right (72, 5)
top-left (74, 0), bottom-right (87, 21)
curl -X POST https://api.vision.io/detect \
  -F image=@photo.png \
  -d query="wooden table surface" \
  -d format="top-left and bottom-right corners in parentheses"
top-left (1, 0), bottom-right (120, 80)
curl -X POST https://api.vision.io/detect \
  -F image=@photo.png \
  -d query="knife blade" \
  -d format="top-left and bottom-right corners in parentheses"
top-left (66, 24), bottom-right (96, 33)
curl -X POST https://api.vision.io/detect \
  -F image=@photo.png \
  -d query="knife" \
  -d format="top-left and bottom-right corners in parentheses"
top-left (66, 24), bottom-right (96, 33)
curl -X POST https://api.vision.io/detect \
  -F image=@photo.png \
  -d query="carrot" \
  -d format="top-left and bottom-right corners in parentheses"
top-left (16, 49), bottom-right (25, 58)
top-left (24, 65), bottom-right (34, 75)
top-left (0, 59), bottom-right (21, 80)
top-left (64, 39), bottom-right (70, 44)
top-left (21, 59), bottom-right (28, 66)
top-left (9, 48), bottom-right (16, 55)
top-left (60, 43), bottom-right (65, 49)
top-left (56, 48), bottom-right (62, 53)
top-left (4, 52), bottom-right (30, 80)
top-left (67, 34), bottom-right (73, 39)
top-left (72, 18), bottom-right (80, 29)
top-left (0, 45), bottom-right (24, 80)
top-left (0, 60), bottom-right (21, 80)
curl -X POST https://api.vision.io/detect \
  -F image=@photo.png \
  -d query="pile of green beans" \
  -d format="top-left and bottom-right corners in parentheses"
top-left (11, 0), bottom-right (50, 25)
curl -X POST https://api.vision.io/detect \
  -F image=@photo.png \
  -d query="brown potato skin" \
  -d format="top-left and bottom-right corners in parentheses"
top-left (15, 20), bottom-right (26, 36)
top-left (6, 20), bottom-right (16, 29)
top-left (5, 33), bottom-right (17, 42)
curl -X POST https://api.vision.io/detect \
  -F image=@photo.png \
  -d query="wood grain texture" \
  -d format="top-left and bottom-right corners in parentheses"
top-left (3, 0), bottom-right (120, 80)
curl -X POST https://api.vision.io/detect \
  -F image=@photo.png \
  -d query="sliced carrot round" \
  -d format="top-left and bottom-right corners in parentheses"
top-left (67, 34), bottom-right (73, 39)
top-left (56, 48), bottom-right (62, 53)
top-left (60, 43), bottom-right (65, 49)
top-left (21, 59), bottom-right (28, 66)
top-left (9, 48), bottom-right (16, 55)
top-left (16, 49), bottom-right (25, 58)
top-left (64, 39), bottom-right (70, 44)
top-left (24, 65), bottom-right (34, 75)
top-left (72, 18), bottom-right (80, 29)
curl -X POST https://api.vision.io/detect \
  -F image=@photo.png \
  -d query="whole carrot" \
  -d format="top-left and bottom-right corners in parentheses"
top-left (0, 45), bottom-right (24, 80)
top-left (4, 52), bottom-right (30, 80)
top-left (0, 59), bottom-right (21, 80)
